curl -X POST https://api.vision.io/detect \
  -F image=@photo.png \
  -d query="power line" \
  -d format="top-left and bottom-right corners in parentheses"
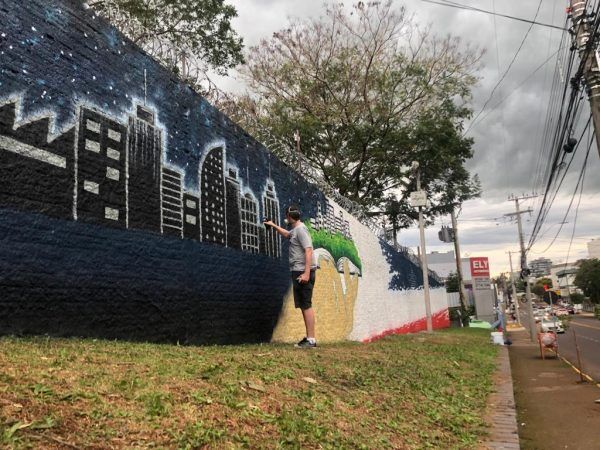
top-left (531, 126), bottom-right (593, 254)
top-left (468, 49), bottom-right (560, 131)
top-left (421, 0), bottom-right (566, 30)
top-left (464, 0), bottom-right (543, 135)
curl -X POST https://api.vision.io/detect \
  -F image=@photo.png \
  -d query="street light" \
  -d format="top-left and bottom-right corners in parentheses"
top-left (411, 161), bottom-right (433, 332)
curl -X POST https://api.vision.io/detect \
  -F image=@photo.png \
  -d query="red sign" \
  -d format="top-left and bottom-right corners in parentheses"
top-left (470, 257), bottom-right (490, 278)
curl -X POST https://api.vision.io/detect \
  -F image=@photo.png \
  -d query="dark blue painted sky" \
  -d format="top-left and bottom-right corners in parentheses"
top-left (0, 0), bottom-right (324, 216)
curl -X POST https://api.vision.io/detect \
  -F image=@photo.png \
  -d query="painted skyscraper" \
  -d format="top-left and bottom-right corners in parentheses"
top-left (200, 146), bottom-right (226, 246)
top-left (76, 107), bottom-right (127, 228)
top-left (262, 180), bottom-right (281, 258)
top-left (0, 100), bottom-right (75, 220)
top-left (240, 193), bottom-right (261, 254)
top-left (225, 166), bottom-right (242, 249)
top-left (183, 192), bottom-right (200, 240)
top-left (161, 166), bottom-right (183, 237)
top-left (127, 105), bottom-right (162, 232)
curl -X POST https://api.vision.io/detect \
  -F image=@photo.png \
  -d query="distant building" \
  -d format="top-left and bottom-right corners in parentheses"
top-left (127, 105), bottom-right (163, 232)
top-left (240, 193), bottom-right (260, 254)
top-left (262, 180), bottom-right (281, 258)
top-left (200, 146), bottom-right (226, 246)
top-left (426, 250), bottom-right (457, 279)
top-left (225, 166), bottom-right (242, 250)
top-left (161, 167), bottom-right (183, 237)
top-left (76, 107), bottom-right (127, 228)
top-left (182, 192), bottom-right (200, 240)
top-left (530, 257), bottom-right (553, 277)
top-left (588, 238), bottom-right (600, 259)
top-left (550, 263), bottom-right (582, 298)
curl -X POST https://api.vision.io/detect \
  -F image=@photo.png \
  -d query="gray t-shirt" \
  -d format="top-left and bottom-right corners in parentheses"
top-left (288, 223), bottom-right (317, 272)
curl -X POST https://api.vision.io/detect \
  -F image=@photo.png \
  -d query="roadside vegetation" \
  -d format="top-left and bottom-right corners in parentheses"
top-left (1, 329), bottom-right (497, 449)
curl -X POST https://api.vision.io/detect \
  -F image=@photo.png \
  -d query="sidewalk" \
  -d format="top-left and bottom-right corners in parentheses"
top-left (508, 328), bottom-right (600, 449)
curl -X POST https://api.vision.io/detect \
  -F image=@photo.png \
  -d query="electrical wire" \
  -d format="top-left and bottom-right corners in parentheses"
top-left (527, 1), bottom-right (600, 248)
top-left (464, 0), bottom-right (543, 135)
top-left (421, 0), bottom-right (566, 30)
top-left (531, 125), bottom-right (593, 254)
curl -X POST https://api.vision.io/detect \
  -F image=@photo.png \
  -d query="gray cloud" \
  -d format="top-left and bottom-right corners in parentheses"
top-left (215, 0), bottom-right (600, 275)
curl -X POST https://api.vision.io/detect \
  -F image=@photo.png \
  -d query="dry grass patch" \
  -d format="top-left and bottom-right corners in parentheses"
top-left (0, 329), bottom-right (497, 449)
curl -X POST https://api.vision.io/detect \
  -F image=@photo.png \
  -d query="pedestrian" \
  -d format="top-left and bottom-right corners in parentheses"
top-left (264, 205), bottom-right (317, 348)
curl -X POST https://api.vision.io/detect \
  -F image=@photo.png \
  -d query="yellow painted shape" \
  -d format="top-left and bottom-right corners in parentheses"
top-left (271, 257), bottom-right (359, 343)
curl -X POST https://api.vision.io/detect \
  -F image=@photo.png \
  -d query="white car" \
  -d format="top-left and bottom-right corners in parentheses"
top-left (540, 318), bottom-right (565, 333)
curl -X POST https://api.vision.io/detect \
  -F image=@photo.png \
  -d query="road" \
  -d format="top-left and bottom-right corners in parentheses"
top-left (517, 302), bottom-right (600, 382)
top-left (558, 315), bottom-right (600, 382)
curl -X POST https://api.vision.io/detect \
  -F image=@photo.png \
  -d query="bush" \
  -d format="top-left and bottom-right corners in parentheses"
top-left (569, 292), bottom-right (585, 304)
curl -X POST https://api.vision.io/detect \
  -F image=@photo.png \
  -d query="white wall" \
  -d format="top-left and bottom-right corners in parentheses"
top-left (327, 199), bottom-right (449, 342)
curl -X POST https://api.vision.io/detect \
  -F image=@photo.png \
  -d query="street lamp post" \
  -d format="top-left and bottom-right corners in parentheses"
top-left (412, 161), bottom-right (433, 332)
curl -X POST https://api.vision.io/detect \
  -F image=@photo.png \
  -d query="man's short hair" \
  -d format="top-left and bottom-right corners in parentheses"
top-left (286, 205), bottom-right (301, 220)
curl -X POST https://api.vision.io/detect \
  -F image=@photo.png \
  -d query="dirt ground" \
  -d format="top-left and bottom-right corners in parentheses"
top-left (508, 328), bottom-right (600, 450)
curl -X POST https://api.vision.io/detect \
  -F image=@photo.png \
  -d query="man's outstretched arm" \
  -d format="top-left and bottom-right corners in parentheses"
top-left (263, 220), bottom-right (290, 239)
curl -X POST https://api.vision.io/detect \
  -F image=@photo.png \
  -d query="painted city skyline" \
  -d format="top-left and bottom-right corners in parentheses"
top-left (0, 94), bottom-right (284, 257)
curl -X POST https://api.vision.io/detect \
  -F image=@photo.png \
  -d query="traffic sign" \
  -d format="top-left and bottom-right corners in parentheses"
top-left (410, 190), bottom-right (427, 207)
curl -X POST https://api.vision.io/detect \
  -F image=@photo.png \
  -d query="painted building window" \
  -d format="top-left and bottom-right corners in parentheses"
top-left (240, 193), bottom-right (260, 254)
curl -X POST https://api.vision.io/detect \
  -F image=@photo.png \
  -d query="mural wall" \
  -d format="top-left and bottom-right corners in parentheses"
top-left (0, 0), bottom-right (447, 344)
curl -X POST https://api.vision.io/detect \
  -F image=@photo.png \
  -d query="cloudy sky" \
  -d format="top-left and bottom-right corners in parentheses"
top-left (213, 0), bottom-right (600, 276)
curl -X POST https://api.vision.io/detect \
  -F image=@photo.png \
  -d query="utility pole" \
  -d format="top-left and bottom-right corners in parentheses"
top-left (505, 194), bottom-right (537, 342)
top-left (450, 208), bottom-right (469, 326)
top-left (412, 161), bottom-right (433, 332)
top-left (507, 250), bottom-right (521, 325)
top-left (570, 0), bottom-right (600, 156)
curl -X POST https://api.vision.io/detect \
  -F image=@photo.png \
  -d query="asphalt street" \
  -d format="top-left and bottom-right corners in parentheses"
top-left (517, 303), bottom-right (600, 382)
top-left (558, 316), bottom-right (600, 382)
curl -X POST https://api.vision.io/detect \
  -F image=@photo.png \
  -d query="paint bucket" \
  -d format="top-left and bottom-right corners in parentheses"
top-left (490, 331), bottom-right (504, 345)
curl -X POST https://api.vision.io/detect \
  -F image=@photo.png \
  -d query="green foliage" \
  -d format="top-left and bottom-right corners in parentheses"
top-left (305, 221), bottom-right (362, 271)
top-left (446, 272), bottom-right (460, 293)
top-left (574, 259), bottom-right (600, 304)
top-left (223, 2), bottom-right (481, 226)
top-left (569, 292), bottom-right (585, 304)
top-left (91, 0), bottom-right (244, 75)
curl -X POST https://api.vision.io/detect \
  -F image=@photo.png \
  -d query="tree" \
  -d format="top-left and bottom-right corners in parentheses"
top-left (89, 0), bottom-right (244, 90)
top-left (446, 272), bottom-right (460, 293)
top-left (574, 259), bottom-right (600, 304)
top-left (221, 1), bottom-right (482, 227)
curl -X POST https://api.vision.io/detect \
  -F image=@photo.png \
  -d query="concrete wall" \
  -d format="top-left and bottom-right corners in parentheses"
top-left (0, 0), bottom-right (447, 344)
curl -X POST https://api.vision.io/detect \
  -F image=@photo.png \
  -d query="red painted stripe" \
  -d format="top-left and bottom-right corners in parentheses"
top-left (362, 309), bottom-right (450, 343)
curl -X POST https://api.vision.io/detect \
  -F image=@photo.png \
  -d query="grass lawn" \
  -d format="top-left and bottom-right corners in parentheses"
top-left (0, 329), bottom-right (497, 449)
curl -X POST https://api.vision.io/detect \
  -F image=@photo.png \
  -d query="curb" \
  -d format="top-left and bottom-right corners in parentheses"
top-left (480, 346), bottom-right (520, 449)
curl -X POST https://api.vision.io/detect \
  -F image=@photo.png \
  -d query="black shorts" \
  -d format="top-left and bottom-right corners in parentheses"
top-left (291, 270), bottom-right (316, 310)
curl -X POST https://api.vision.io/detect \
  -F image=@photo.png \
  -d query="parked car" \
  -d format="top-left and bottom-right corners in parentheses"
top-left (541, 318), bottom-right (565, 333)
top-left (554, 308), bottom-right (569, 317)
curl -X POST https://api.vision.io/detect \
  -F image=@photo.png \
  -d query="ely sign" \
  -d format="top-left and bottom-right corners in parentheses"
top-left (470, 257), bottom-right (490, 278)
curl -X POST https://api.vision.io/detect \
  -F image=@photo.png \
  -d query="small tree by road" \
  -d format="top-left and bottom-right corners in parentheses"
top-left (574, 259), bottom-right (600, 304)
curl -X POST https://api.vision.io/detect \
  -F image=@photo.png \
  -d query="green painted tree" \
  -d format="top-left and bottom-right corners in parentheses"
top-left (574, 259), bottom-right (600, 304)
top-left (220, 1), bottom-right (481, 226)
top-left (89, 0), bottom-right (244, 87)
